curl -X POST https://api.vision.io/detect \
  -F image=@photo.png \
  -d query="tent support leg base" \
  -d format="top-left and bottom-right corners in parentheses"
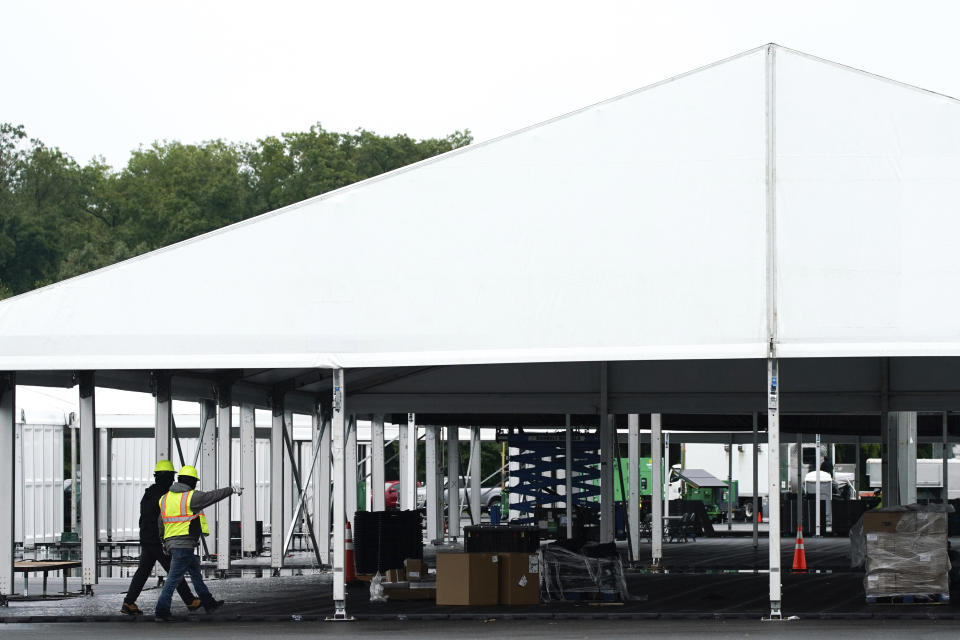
top-left (326, 601), bottom-right (353, 621)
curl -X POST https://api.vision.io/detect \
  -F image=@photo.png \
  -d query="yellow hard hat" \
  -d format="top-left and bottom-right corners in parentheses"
top-left (154, 460), bottom-right (175, 473)
top-left (178, 465), bottom-right (199, 479)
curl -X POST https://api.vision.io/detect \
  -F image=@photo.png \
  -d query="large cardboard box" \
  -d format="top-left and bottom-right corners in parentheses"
top-left (404, 558), bottom-right (424, 582)
top-left (498, 553), bottom-right (540, 605)
top-left (436, 553), bottom-right (499, 606)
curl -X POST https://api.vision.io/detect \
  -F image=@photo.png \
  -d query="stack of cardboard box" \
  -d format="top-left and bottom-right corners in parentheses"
top-left (862, 510), bottom-right (950, 599)
top-left (436, 552), bottom-right (540, 605)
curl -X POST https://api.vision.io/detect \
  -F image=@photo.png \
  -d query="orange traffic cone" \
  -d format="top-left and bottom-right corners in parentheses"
top-left (792, 525), bottom-right (807, 572)
top-left (757, 511), bottom-right (762, 524)
top-left (345, 522), bottom-right (358, 583)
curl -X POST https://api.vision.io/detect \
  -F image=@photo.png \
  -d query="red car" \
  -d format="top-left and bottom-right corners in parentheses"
top-left (384, 480), bottom-right (400, 509)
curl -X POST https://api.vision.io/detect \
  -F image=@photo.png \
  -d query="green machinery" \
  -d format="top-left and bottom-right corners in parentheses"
top-left (612, 459), bottom-right (738, 523)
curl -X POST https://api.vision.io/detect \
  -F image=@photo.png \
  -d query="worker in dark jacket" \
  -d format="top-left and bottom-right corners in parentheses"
top-left (121, 460), bottom-right (201, 616)
top-left (154, 464), bottom-right (241, 621)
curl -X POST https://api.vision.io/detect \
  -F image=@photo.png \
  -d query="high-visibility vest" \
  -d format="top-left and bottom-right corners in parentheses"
top-left (159, 490), bottom-right (210, 539)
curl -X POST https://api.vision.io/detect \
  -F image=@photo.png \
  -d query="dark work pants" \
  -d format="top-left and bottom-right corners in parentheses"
top-left (124, 543), bottom-right (195, 605)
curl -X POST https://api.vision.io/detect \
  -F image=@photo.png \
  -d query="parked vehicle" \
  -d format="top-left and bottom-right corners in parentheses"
top-left (384, 480), bottom-right (400, 509)
top-left (416, 476), bottom-right (501, 513)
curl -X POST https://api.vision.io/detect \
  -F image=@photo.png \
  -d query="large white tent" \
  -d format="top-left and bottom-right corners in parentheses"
top-left (2, 44), bottom-right (960, 618)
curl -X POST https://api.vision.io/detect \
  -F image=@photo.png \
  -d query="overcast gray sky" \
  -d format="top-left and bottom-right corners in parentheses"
top-left (5, 1), bottom-right (960, 169)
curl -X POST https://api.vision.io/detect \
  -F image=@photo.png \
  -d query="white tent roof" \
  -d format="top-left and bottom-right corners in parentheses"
top-left (2, 44), bottom-right (960, 372)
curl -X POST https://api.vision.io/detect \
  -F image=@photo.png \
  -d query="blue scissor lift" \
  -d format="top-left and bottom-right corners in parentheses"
top-left (505, 433), bottom-right (601, 528)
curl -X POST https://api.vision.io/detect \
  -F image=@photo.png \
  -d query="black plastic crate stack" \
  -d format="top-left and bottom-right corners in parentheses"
top-left (353, 510), bottom-right (423, 575)
top-left (463, 524), bottom-right (540, 553)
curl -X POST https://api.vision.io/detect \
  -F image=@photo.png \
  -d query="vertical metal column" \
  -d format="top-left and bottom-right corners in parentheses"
top-left (402, 413), bottom-right (417, 512)
top-left (627, 414), bottom-right (640, 555)
top-left (371, 415), bottom-right (386, 511)
top-left (270, 394), bottom-right (285, 573)
top-left (330, 370), bottom-right (348, 619)
top-left (767, 359), bottom-right (782, 618)
top-left (0, 375), bottom-right (14, 604)
top-left (316, 407), bottom-right (331, 565)
top-left (447, 427), bottom-right (460, 538)
top-left (283, 409), bottom-right (294, 541)
top-left (399, 417), bottom-right (409, 510)
top-left (200, 399), bottom-right (217, 555)
top-left (345, 416), bottom-right (358, 527)
top-left (154, 372), bottom-right (172, 462)
top-left (815, 433), bottom-right (822, 537)
top-left (599, 363), bottom-right (613, 543)
top-left (752, 412), bottom-right (759, 549)
top-left (79, 373), bottom-right (98, 593)
top-left (727, 433), bottom-right (734, 531)
top-left (70, 415), bottom-right (78, 533)
top-left (943, 412), bottom-right (950, 506)
top-left (216, 387), bottom-right (232, 575)
top-left (664, 432), bottom-right (670, 518)
top-left (101, 428), bottom-right (112, 541)
top-left (240, 403), bottom-right (257, 556)
top-left (796, 434), bottom-right (802, 532)
top-left (470, 426), bottom-right (481, 522)
top-left (895, 412), bottom-right (918, 506)
top-left (651, 413), bottom-right (663, 566)
top-left (564, 415), bottom-right (573, 540)
top-left (855, 435), bottom-right (861, 498)
top-left (425, 425), bottom-right (441, 543)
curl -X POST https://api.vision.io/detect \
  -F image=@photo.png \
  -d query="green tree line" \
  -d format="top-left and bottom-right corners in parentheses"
top-left (0, 123), bottom-right (471, 299)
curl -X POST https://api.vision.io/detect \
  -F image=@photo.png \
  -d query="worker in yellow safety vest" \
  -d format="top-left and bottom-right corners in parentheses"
top-left (154, 464), bottom-right (242, 621)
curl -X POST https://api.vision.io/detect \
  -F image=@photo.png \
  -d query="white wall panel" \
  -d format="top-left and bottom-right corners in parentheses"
top-left (15, 423), bottom-right (64, 546)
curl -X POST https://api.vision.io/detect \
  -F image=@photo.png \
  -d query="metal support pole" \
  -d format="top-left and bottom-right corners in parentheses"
top-left (240, 403), bottom-right (257, 556)
top-left (796, 433), bottom-right (802, 532)
top-left (628, 414), bottom-right (640, 554)
top-left (767, 359), bottom-right (782, 618)
top-left (270, 393), bottom-right (285, 573)
top-left (815, 433), bottom-right (822, 537)
top-left (664, 432), bottom-right (670, 518)
top-left (153, 372), bottom-right (172, 462)
top-left (599, 363), bottom-right (614, 543)
top-left (329, 369), bottom-right (349, 620)
top-left (79, 373), bottom-right (98, 593)
top-left (70, 414), bottom-right (78, 533)
top-left (855, 435), bottom-right (861, 498)
top-left (216, 386), bottom-right (232, 575)
top-left (752, 411), bottom-right (759, 548)
top-left (425, 425), bottom-right (441, 543)
top-left (470, 426), bottom-right (482, 522)
top-left (371, 415), bottom-right (386, 512)
top-left (346, 416), bottom-right (357, 527)
top-left (102, 428), bottom-right (112, 541)
top-left (651, 413), bottom-right (663, 566)
top-left (316, 407), bottom-right (331, 565)
top-left (895, 412), bottom-right (918, 506)
top-left (447, 426), bottom-right (460, 539)
top-left (943, 412), bottom-right (950, 506)
top-left (283, 409), bottom-right (294, 541)
top-left (199, 399), bottom-right (217, 556)
top-left (401, 413), bottom-right (417, 511)
top-left (0, 375), bottom-right (14, 604)
top-left (727, 433), bottom-right (734, 531)
top-left (565, 415), bottom-right (573, 540)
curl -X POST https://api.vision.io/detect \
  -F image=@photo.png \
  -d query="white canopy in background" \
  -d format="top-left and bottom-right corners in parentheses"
top-left (1, 45), bottom-right (959, 371)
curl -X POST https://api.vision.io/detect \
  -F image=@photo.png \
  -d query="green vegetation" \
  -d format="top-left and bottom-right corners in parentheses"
top-left (0, 123), bottom-right (471, 299)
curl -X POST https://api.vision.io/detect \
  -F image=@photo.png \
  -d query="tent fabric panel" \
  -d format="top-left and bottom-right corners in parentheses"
top-left (0, 49), bottom-right (767, 370)
top-left (775, 49), bottom-right (960, 357)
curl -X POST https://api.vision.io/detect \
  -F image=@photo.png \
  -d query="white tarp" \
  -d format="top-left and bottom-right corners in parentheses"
top-left (0, 45), bottom-right (958, 370)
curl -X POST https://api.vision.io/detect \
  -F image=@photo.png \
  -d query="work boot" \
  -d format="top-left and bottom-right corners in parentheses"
top-left (120, 601), bottom-right (143, 616)
top-left (186, 598), bottom-right (203, 612)
top-left (203, 598), bottom-right (225, 613)
top-left (154, 611), bottom-right (176, 622)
